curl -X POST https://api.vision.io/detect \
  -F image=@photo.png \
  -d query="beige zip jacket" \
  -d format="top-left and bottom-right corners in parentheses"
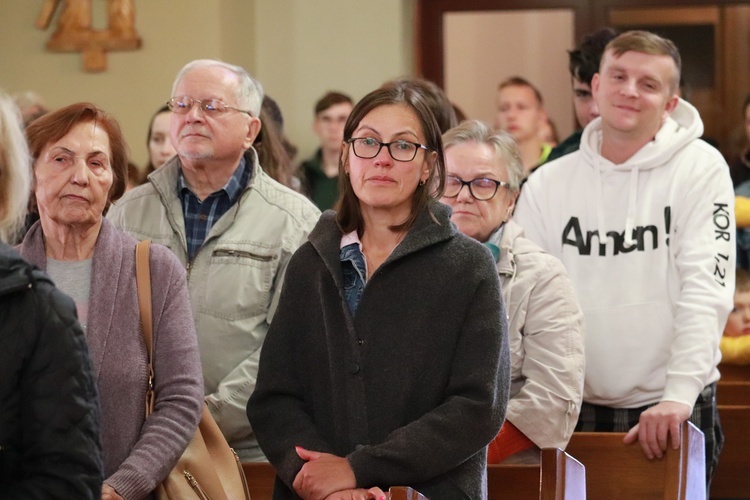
top-left (497, 220), bottom-right (585, 455)
top-left (108, 150), bottom-right (320, 460)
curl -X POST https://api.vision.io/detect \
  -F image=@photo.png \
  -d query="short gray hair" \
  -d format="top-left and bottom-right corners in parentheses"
top-left (0, 90), bottom-right (31, 243)
top-left (172, 59), bottom-right (264, 117)
top-left (442, 120), bottom-right (525, 192)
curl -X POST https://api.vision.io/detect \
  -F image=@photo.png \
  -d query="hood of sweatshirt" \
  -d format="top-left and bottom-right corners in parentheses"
top-left (578, 98), bottom-right (703, 244)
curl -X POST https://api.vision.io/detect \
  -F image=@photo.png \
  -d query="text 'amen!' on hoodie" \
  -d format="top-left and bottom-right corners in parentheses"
top-left (514, 98), bottom-right (735, 409)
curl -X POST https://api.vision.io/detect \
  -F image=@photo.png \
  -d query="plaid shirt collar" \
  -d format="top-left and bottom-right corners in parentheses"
top-left (178, 156), bottom-right (250, 261)
top-left (177, 156), bottom-right (248, 204)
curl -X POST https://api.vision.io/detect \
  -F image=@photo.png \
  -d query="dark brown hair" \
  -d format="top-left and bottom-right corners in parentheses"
top-left (254, 100), bottom-right (299, 190)
top-left (568, 27), bottom-right (619, 86)
top-left (381, 77), bottom-right (457, 134)
top-left (314, 91), bottom-right (353, 116)
top-left (335, 85), bottom-right (446, 235)
top-left (737, 268), bottom-right (750, 294)
top-left (498, 76), bottom-right (543, 106)
top-left (144, 103), bottom-right (170, 176)
top-left (26, 102), bottom-right (128, 207)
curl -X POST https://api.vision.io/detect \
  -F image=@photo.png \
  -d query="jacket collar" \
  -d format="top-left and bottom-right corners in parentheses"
top-left (309, 202), bottom-right (457, 287)
top-left (145, 148), bottom-right (262, 252)
top-left (497, 219), bottom-right (538, 277)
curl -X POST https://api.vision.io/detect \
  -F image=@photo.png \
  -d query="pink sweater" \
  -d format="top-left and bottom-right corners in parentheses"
top-left (20, 219), bottom-right (204, 500)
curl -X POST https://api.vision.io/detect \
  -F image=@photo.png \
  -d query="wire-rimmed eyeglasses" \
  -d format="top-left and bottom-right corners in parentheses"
top-left (167, 96), bottom-right (253, 117)
top-left (348, 137), bottom-right (430, 162)
top-left (443, 175), bottom-right (510, 201)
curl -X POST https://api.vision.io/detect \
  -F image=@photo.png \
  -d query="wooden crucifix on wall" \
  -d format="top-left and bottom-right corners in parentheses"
top-left (37, 0), bottom-right (141, 72)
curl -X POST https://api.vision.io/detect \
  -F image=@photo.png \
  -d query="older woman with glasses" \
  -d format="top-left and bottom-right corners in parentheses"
top-left (248, 85), bottom-right (509, 499)
top-left (441, 120), bottom-right (584, 464)
top-left (18, 103), bottom-right (204, 499)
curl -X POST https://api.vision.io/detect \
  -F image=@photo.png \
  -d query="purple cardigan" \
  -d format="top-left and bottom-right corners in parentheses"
top-left (20, 219), bottom-right (204, 500)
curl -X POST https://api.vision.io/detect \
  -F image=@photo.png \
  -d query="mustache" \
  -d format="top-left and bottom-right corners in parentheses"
top-left (180, 128), bottom-right (211, 139)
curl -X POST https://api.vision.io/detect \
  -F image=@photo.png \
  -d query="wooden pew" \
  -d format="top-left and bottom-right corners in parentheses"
top-left (388, 486), bottom-right (429, 499)
top-left (717, 363), bottom-right (750, 382)
top-left (487, 448), bottom-right (586, 500)
top-left (241, 462), bottom-right (429, 500)
top-left (565, 421), bottom-right (705, 500)
top-left (710, 405), bottom-right (750, 499)
top-left (716, 381), bottom-right (750, 406)
top-left (717, 362), bottom-right (750, 406)
top-left (241, 462), bottom-right (275, 500)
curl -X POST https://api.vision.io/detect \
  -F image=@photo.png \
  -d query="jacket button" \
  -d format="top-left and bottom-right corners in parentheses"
top-left (349, 363), bottom-right (360, 374)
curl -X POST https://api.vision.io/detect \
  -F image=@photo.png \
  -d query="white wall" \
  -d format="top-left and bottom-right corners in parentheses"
top-left (254, 0), bottom-right (414, 162)
top-left (0, 1), bottom-right (413, 169)
top-left (444, 9), bottom-right (575, 140)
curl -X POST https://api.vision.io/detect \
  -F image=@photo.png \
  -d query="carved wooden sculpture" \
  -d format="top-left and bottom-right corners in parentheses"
top-left (37, 0), bottom-right (141, 72)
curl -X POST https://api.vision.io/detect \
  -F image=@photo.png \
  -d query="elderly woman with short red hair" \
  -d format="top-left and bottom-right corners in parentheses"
top-left (19, 103), bottom-right (204, 500)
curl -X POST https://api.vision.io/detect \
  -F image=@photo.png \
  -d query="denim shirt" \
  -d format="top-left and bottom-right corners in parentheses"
top-left (340, 231), bottom-right (368, 315)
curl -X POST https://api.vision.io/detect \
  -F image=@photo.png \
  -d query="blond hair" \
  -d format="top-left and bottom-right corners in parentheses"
top-left (0, 90), bottom-right (31, 243)
top-left (605, 30), bottom-right (681, 94)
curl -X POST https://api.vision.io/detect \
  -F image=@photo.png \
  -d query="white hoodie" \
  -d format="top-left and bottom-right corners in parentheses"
top-left (514, 99), bottom-right (734, 409)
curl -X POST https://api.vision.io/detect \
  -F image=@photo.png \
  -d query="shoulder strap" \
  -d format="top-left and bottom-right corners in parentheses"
top-left (135, 240), bottom-right (155, 416)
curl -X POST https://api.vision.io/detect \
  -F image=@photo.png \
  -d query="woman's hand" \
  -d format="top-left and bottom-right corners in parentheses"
top-left (293, 446), bottom-right (357, 500)
top-left (101, 484), bottom-right (124, 500)
top-left (325, 487), bottom-right (387, 500)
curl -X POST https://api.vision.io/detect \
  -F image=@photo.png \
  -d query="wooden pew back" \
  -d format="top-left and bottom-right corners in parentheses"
top-left (716, 381), bottom-right (750, 406)
top-left (717, 363), bottom-right (750, 382)
top-left (240, 463), bottom-right (429, 500)
top-left (487, 448), bottom-right (586, 500)
top-left (388, 486), bottom-right (429, 499)
top-left (710, 405), bottom-right (750, 499)
top-left (241, 462), bottom-right (275, 500)
top-left (565, 421), bottom-right (705, 500)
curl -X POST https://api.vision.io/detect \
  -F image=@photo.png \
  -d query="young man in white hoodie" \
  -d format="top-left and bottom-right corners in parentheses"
top-left (514, 30), bottom-right (734, 486)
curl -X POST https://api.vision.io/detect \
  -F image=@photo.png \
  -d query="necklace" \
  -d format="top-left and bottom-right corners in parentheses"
top-left (361, 230), bottom-right (406, 280)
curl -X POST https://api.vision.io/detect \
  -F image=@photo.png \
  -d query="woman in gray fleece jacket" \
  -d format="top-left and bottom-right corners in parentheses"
top-left (248, 84), bottom-right (510, 500)
top-left (20, 103), bottom-right (203, 500)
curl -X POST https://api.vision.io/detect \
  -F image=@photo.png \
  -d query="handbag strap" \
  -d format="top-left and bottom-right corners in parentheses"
top-left (135, 240), bottom-right (156, 416)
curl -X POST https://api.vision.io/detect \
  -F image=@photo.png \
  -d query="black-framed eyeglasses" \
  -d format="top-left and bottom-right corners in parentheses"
top-left (443, 175), bottom-right (510, 201)
top-left (348, 137), bottom-right (430, 162)
top-left (167, 96), bottom-right (253, 117)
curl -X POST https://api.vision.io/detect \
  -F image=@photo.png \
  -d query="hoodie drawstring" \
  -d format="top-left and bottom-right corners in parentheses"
top-left (624, 167), bottom-right (640, 246)
top-left (595, 158), bottom-right (607, 241)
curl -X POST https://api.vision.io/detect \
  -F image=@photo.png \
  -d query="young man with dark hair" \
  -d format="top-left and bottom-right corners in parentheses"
top-left (545, 27), bottom-right (619, 163)
top-left (301, 91), bottom-right (354, 210)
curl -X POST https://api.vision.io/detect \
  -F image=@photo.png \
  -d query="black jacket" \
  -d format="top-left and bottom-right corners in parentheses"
top-left (249, 204), bottom-right (509, 499)
top-left (0, 243), bottom-right (103, 499)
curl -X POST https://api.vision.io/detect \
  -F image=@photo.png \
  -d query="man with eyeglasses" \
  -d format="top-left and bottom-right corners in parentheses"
top-left (108, 59), bottom-right (320, 461)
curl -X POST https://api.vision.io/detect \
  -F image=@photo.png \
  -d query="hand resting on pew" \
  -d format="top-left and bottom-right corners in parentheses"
top-left (623, 400), bottom-right (692, 459)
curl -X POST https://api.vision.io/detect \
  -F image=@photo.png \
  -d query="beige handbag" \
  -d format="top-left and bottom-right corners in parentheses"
top-left (135, 240), bottom-right (252, 500)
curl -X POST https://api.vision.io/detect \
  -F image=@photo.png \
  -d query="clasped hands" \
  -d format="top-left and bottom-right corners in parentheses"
top-left (293, 446), bottom-right (387, 500)
top-left (622, 401), bottom-right (692, 459)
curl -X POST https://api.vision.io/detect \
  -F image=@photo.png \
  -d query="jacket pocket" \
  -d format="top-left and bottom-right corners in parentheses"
top-left (200, 245), bottom-right (278, 321)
